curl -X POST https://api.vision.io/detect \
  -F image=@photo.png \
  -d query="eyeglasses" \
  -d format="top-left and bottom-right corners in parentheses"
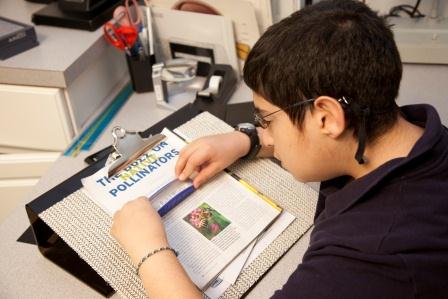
top-left (252, 96), bottom-right (367, 164)
top-left (254, 98), bottom-right (315, 129)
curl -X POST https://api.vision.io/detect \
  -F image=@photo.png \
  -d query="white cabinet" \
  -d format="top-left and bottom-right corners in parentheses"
top-left (0, 152), bottom-right (59, 224)
top-left (0, 84), bottom-right (74, 151)
top-left (0, 0), bottom-right (128, 224)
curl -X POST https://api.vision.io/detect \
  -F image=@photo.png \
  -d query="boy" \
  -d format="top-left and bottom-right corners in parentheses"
top-left (111, 0), bottom-right (448, 298)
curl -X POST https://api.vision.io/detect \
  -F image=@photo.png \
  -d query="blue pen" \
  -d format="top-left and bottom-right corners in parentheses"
top-left (157, 185), bottom-right (196, 217)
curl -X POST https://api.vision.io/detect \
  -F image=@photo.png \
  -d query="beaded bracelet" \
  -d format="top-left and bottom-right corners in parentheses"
top-left (136, 246), bottom-right (178, 275)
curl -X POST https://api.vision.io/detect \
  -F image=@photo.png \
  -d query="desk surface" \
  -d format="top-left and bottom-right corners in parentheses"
top-left (0, 83), bottom-right (312, 299)
top-left (0, 3), bottom-right (446, 297)
top-left (0, 0), bottom-right (108, 88)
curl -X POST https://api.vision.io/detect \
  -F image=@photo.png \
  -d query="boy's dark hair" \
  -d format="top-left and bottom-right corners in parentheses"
top-left (244, 0), bottom-right (402, 142)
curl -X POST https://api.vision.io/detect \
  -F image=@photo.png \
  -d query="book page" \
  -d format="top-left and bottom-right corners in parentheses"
top-left (205, 211), bottom-right (295, 298)
top-left (163, 173), bottom-right (281, 289)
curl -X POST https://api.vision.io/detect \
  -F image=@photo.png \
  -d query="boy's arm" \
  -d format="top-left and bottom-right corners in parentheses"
top-left (139, 252), bottom-right (202, 299)
top-left (112, 197), bottom-right (202, 299)
top-left (176, 128), bottom-right (274, 188)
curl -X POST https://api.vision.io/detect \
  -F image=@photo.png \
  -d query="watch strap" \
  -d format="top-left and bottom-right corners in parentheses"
top-left (237, 126), bottom-right (261, 160)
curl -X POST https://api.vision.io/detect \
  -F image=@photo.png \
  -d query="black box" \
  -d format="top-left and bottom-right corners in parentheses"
top-left (32, 0), bottom-right (122, 32)
top-left (126, 54), bottom-right (156, 93)
top-left (58, 0), bottom-right (108, 13)
top-left (0, 16), bottom-right (39, 60)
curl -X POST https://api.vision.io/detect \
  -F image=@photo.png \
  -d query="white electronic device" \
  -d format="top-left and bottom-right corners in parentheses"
top-left (151, 6), bottom-right (239, 77)
top-left (271, 0), bottom-right (307, 23)
top-left (391, 16), bottom-right (448, 64)
top-left (364, 0), bottom-right (448, 64)
top-left (151, 0), bottom-right (260, 74)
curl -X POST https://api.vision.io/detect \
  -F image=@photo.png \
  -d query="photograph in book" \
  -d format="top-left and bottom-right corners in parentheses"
top-left (184, 203), bottom-right (232, 240)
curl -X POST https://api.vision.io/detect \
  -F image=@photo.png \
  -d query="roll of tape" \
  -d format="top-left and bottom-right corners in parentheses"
top-left (198, 75), bottom-right (223, 98)
top-left (208, 75), bottom-right (222, 95)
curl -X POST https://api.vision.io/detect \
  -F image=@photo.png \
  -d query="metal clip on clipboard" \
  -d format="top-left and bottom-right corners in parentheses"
top-left (105, 126), bottom-right (166, 177)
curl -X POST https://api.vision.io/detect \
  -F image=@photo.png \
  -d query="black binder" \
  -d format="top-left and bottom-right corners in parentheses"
top-left (25, 103), bottom-right (200, 297)
top-left (23, 64), bottom-right (252, 296)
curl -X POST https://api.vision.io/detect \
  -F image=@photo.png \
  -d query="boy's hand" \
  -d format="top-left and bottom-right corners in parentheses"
top-left (175, 132), bottom-right (251, 188)
top-left (111, 197), bottom-right (169, 266)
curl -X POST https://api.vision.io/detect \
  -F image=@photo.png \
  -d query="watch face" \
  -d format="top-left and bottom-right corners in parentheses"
top-left (237, 123), bottom-right (255, 130)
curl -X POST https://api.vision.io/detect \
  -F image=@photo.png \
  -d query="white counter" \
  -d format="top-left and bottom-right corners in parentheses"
top-left (0, 0), bottom-right (113, 88)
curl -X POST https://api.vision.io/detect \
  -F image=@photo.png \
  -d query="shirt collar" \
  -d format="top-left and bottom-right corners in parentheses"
top-left (323, 104), bottom-right (445, 217)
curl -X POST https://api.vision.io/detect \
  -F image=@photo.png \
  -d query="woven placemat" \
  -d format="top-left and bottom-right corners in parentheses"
top-left (40, 112), bottom-right (318, 299)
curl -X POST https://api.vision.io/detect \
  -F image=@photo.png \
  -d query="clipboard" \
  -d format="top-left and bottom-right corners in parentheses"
top-left (23, 98), bottom-right (251, 296)
top-left (24, 103), bottom-right (318, 298)
top-left (25, 103), bottom-right (201, 297)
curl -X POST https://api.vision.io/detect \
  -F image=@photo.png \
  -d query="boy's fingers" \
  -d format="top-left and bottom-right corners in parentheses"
top-left (179, 153), bottom-right (206, 181)
top-left (176, 140), bottom-right (203, 173)
top-left (193, 163), bottom-right (219, 188)
top-left (175, 154), bottom-right (188, 177)
top-left (175, 144), bottom-right (199, 176)
top-left (179, 140), bottom-right (200, 158)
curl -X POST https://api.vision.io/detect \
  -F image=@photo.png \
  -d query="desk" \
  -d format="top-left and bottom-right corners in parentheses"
top-left (2, 3), bottom-right (446, 296)
top-left (0, 83), bottom-right (312, 299)
top-left (2, 66), bottom-right (448, 298)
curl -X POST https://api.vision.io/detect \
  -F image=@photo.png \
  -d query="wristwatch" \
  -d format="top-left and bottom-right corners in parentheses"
top-left (235, 123), bottom-right (261, 160)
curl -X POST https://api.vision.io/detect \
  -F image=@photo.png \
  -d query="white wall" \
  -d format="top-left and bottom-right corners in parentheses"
top-left (365, 0), bottom-right (448, 17)
top-left (289, 1), bottom-right (448, 125)
top-left (399, 64), bottom-right (448, 125)
top-left (282, 1), bottom-right (448, 20)
top-left (363, 1), bottom-right (448, 125)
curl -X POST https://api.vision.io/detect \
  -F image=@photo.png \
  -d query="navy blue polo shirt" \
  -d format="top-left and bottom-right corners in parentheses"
top-left (272, 104), bottom-right (448, 299)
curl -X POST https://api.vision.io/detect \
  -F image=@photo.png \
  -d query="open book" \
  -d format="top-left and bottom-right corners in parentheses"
top-left (81, 128), bottom-right (282, 290)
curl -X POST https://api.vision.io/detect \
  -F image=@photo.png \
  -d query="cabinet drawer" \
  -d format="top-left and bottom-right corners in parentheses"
top-left (0, 151), bottom-right (59, 224)
top-left (0, 152), bottom-right (60, 179)
top-left (0, 84), bottom-right (74, 151)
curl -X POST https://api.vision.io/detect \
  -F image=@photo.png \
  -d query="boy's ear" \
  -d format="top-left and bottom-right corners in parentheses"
top-left (311, 96), bottom-right (346, 139)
